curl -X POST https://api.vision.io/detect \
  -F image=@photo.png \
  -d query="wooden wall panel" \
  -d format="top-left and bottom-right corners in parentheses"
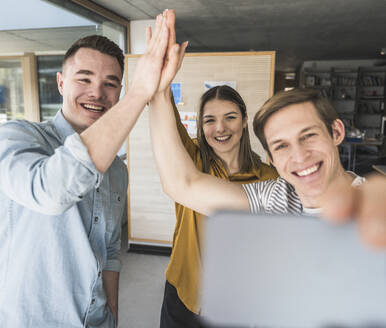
top-left (125, 51), bottom-right (275, 244)
top-left (22, 53), bottom-right (40, 122)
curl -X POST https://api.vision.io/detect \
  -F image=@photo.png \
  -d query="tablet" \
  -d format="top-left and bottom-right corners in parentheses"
top-left (201, 211), bottom-right (386, 327)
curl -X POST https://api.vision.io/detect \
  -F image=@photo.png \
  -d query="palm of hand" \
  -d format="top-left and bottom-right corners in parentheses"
top-left (132, 52), bottom-right (164, 100)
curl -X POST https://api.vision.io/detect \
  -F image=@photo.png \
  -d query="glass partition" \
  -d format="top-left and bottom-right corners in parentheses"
top-left (37, 55), bottom-right (64, 121)
top-left (1, 0), bottom-right (127, 124)
top-left (0, 58), bottom-right (25, 123)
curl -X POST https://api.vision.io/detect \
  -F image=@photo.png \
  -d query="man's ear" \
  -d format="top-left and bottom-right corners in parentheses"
top-left (57, 72), bottom-right (64, 96)
top-left (331, 119), bottom-right (345, 146)
top-left (266, 153), bottom-right (275, 167)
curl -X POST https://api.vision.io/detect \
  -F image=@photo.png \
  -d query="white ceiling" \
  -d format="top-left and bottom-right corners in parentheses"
top-left (1, 0), bottom-right (94, 30)
top-left (90, 0), bottom-right (386, 71)
top-left (0, 0), bottom-right (98, 54)
top-left (0, 26), bottom-right (100, 54)
top-left (1, 0), bottom-right (385, 71)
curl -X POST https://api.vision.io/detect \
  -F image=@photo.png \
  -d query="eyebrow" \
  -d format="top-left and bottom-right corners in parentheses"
top-left (76, 69), bottom-right (93, 76)
top-left (268, 125), bottom-right (320, 147)
top-left (106, 75), bottom-right (121, 83)
top-left (203, 111), bottom-right (240, 118)
top-left (75, 69), bottom-right (121, 83)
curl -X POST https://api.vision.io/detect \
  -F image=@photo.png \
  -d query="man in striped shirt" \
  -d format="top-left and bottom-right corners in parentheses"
top-left (150, 84), bottom-right (386, 248)
top-left (243, 88), bottom-right (364, 217)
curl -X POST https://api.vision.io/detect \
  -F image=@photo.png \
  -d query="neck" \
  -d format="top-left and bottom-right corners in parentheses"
top-left (299, 167), bottom-right (354, 209)
top-left (215, 147), bottom-right (240, 175)
top-left (61, 109), bottom-right (85, 134)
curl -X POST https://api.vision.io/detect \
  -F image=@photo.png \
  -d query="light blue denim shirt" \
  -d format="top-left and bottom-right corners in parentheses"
top-left (0, 111), bottom-right (128, 328)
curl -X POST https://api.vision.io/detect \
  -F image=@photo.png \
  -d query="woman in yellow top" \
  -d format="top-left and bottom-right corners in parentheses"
top-left (160, 85), bottom-right (278, 328)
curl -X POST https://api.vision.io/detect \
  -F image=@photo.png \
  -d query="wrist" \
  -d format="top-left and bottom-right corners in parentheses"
top-left (151, 89), bottom-right (171, 105)
top-left (125, 86), bottom-right (151, 107)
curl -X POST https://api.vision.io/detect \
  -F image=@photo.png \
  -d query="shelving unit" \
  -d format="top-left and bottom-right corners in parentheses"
top-left (301, 66), bottom-right (386, 173)
top-left (302, 66), bottom-right (386, 137)
top-left (355, 67), bottom-right (385, 138)
top-left (303, 70), bottom-right (332, 98)
top-left (330, 68), bottom-right (358, 127)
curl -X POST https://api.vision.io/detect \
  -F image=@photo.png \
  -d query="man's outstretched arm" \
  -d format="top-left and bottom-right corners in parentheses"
top-left (80, 12), bottom-right (170, 174)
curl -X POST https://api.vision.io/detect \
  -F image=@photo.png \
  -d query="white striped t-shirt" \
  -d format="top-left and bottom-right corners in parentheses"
top-left (242, 174), bottom-right (364, 215)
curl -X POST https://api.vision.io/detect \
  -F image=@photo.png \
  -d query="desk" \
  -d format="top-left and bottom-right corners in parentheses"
top-left (372, 165), bottom-right (386, 176)
top-left (341, 138), bottom-right (384, 172)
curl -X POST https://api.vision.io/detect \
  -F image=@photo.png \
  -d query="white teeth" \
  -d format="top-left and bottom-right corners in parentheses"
top-left (83, 104), bottom-right (104, 111)
top-left (215, 135), bottom-right (231, 142)
top-left (297, 164), bottom-right (319, 177)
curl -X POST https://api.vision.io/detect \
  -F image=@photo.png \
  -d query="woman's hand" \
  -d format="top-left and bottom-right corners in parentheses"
top-left (149, 9), bottom-right (188, 95)
top-left (128, 12), bottom-right (170, 103)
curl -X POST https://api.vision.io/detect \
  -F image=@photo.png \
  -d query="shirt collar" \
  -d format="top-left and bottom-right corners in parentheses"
top-left (52, 110), bottom-right (77, 143)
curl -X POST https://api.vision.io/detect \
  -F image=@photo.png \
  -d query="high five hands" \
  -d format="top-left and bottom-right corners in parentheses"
top-left (129, 9), bottom-right (188, 103)
top-left (154, 9), bottom-right (188, 93)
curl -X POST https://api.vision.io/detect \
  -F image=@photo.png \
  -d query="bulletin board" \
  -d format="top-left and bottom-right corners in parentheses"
top-left (125, 51), bottom-right (275, 245)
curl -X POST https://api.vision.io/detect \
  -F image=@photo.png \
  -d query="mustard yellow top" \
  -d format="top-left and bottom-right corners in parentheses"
top-left (165, 104), bottom-right (278, 314)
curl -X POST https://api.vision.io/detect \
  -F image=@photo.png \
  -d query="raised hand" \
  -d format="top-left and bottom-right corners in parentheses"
top-left (128, 13), bottom-right (169, 103)
top-left (149, 9), bottom-right (188, 94)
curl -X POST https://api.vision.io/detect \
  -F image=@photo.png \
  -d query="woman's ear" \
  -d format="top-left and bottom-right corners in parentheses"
top-left (331, 119), bottom-right (345, 146)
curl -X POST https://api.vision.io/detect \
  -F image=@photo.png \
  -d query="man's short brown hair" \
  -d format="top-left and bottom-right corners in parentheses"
top-left (63, 35), bottom-right (124, 76)
top-left (253, 88), bottom-right (339, 159)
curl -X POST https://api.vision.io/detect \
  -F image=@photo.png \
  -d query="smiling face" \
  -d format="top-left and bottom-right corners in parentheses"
top-left (202, 98), bottom-right (247, 160)
top-left (57, 48), bottom-right (122, 133)
top-left (264, 102), bottom-right (345, 205)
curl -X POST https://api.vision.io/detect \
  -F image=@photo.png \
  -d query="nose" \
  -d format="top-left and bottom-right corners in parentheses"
top-left (215, 120), bottom-right (226, 133)
top-left (88, 83), bottom-right (106, 101)
top-left (291, 144), bottom-right (310, 163)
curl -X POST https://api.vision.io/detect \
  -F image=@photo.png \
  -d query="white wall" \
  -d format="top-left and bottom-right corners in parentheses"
top-left (129, 20), bottom-right (156, 54)
top-left (102, 23), bottom-right (125, 53)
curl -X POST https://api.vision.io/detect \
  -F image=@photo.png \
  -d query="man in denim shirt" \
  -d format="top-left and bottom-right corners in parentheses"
top-left (0, 10), bottom-right (188, 327)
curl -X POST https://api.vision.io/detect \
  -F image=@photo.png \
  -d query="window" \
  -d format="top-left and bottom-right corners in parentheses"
top-left (37, 55), bottom-right (64, 121)
top-left (0, 58), bottom-right (25, 123)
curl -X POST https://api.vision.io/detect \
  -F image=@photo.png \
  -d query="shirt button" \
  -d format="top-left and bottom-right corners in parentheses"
top-left (96, 188), bottom-right (100, 193)
top-left (98, 271), bottom-right (101, 278)
top-left (94, 217), bottom-right (99, 223)
top-left (91, 298), bottom-right (95, 305)
top-left (78, 195), bottom-right (83, 199)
